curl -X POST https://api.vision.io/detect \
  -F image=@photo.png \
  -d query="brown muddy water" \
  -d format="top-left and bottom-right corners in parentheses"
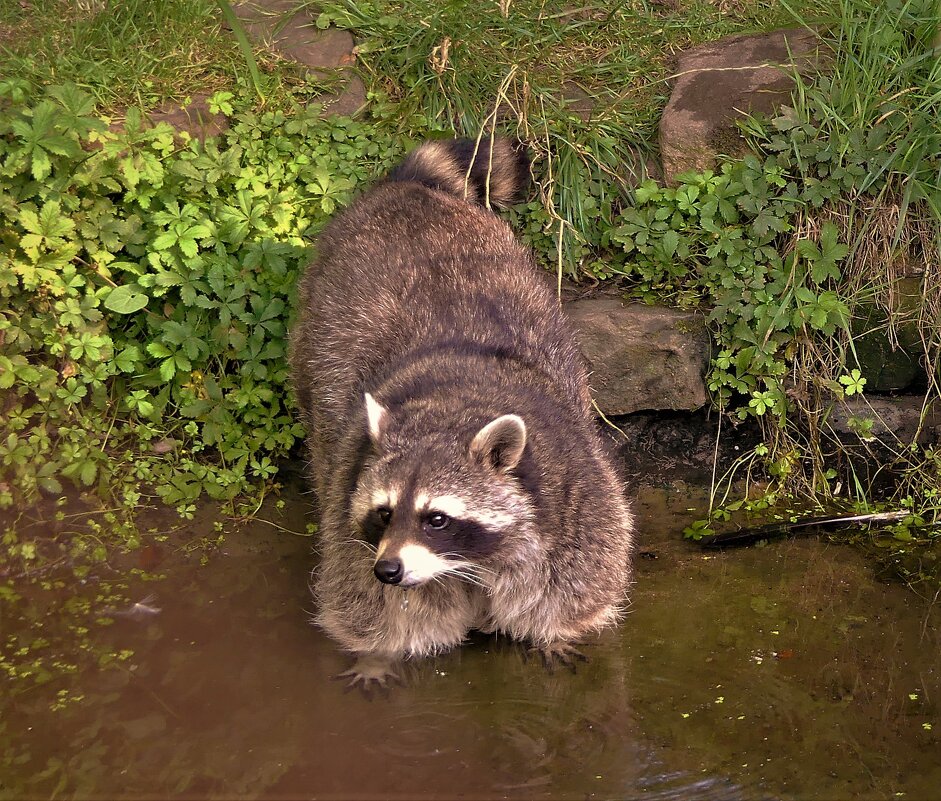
top-left (3, 479), bottom-right (941, 800)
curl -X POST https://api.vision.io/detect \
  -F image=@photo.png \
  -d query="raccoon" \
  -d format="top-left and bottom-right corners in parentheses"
top-left (289, 137), bottom-right (634, 685)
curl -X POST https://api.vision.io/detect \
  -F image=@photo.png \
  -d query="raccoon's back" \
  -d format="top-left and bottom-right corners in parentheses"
top-left (293, 183), bottom-right (589, 428)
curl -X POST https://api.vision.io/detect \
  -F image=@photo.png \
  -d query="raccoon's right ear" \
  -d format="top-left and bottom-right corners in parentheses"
top-left (364, 392), bottom-right (388, 443)
top-left (469, 414), bottom-right (527, 473)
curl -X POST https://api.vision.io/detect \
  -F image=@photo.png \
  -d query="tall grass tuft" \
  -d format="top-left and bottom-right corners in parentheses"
top-left (308, 0), bottom-right (799, 278)
top-left (787, 0), bottom-right (940, 216)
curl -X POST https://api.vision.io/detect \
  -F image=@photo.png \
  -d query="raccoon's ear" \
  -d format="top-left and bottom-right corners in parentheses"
top-left (364, 392), bottom-right (388, 443)
top-left (469, 414), bottom-right (527, 472)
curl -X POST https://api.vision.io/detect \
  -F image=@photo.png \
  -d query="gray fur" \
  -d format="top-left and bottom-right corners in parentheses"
top-left (290, 138), bottom-right (634, 663)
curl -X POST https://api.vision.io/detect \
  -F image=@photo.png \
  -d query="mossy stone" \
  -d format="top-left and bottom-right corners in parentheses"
top-left (851, 278), bottom-right (925, 393)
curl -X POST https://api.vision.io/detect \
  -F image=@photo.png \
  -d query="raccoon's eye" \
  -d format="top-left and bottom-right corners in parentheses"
top-left (426, 512), bottom-right (449, 530)
top-left (376, 507), bottom-right (392, 525)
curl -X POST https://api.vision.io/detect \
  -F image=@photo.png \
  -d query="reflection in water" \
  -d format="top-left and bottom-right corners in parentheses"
top-left (2, 480), bottom-right (939, 800)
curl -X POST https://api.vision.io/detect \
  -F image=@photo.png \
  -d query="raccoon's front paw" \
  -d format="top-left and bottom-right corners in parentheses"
top-left (335, 654), bottom-right (402, 693)
top-left (532, 642), bottom-right (589, 673)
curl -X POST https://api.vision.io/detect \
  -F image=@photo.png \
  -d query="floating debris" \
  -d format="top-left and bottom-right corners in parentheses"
top-left (104, 594), bottom-right (163, 620)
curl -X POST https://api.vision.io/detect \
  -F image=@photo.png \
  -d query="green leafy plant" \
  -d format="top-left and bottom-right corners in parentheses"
top-left (309, 0), bottom-right (803, 279)
top-left (0, 83), bottom-right (405, 514)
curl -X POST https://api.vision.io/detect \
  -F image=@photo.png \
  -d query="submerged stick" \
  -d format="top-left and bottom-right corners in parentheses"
top-left (699, 510), bottom-right (909, 550)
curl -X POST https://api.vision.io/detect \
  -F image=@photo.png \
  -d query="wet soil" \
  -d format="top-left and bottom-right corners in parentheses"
top-left (2, 474), bottom-right (940, 800)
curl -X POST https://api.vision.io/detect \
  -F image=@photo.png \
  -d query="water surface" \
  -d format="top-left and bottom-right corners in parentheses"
top-left (3, 480), bottom-right (940, 799)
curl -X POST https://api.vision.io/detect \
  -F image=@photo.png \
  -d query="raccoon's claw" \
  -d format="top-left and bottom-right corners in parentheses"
top-left (534, 642), bottom-right (589, 673)
top-left (335, 655), bottom-right (402, 694)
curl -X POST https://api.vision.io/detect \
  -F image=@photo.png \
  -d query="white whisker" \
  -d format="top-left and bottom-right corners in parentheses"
top-left (443, 564), bottom-right (491, 588)
top-left (462, 563), bottom-right (497, 577)
top-left (341, 537), bottom-right (378, 555)
top-left (437, 553), bottom-right (496, 574)
top-left (448, 564), bottom-right (495, 583)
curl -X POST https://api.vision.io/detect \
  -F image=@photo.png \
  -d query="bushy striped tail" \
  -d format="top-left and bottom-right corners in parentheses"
top-left (387, 137), bottom-right (529, 208)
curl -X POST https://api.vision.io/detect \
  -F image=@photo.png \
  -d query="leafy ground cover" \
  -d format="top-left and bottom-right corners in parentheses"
top-left (654, 0), bottom-right (941, 543)
top-left (0, 86), bottom-right (409, 519)
top-left (313, 0), bottom-right (808, 276)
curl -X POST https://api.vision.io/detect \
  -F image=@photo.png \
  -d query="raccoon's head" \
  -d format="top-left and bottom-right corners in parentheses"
top-left (350, 393), bottom-right (536, 588)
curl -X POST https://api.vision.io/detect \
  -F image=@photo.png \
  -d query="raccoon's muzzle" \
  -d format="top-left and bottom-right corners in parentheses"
top-left (374, 540), bottom-right (460, 587)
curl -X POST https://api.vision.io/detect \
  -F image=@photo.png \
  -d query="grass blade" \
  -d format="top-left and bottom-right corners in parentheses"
top-left (216, 0), bottom-right (265, 102)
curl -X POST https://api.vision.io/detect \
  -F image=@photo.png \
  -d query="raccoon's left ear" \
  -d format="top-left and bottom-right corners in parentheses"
top-left (469, 414), bottom-right (527, 473)
top-left (364, 392), bottom-right (388, 443)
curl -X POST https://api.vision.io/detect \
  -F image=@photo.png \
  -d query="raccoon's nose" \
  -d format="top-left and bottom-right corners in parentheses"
top-left (374, 558), bottom-right (404, 585)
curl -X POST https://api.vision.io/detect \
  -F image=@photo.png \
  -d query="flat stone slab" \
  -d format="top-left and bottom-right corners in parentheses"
top-left (234, 1), bottom-right (355, 71)
top-left (564, 298), bottom-right (711, 416)
top-left (559, 82), bottom-right (596, 122)
top-left (322, 75), bottom-right (367, 117)
top-left (659, 28), bottom-right (820, 183)
top-left (233, 0), bottom-right (366, 117)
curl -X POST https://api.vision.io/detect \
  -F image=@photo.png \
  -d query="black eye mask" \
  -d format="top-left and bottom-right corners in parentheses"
top-left (359, 506), bottom-right (391, 546)
top-left (421, 516), bottom-right (503, 560)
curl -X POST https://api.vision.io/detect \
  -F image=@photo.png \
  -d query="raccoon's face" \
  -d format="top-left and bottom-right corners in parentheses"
top-left (351, 397), bottom-right (535, 588)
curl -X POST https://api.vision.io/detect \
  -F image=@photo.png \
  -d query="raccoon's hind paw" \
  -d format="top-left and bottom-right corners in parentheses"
top-left (335, 654), bottom-right (403, 694)
top-left (532, 642), bottom-right (589, 673)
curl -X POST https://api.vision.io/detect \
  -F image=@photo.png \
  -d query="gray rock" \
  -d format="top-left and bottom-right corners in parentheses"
top-left (852, 328), bottom-right (920, 393)
top-left (828, 395), bottom-right (938, 444)
top-left (235, 1), bottom-right (355, 73)
top-left (851, 278), bottom-right (926, 393)
top-left (318, 75), bottom-right (367, 118)
top-left (563, 297), bottom-right (711, 415)
top-left (659, 28), bottom-right (821, 183)
top-left (559, 82), bottom-right (596, 122)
